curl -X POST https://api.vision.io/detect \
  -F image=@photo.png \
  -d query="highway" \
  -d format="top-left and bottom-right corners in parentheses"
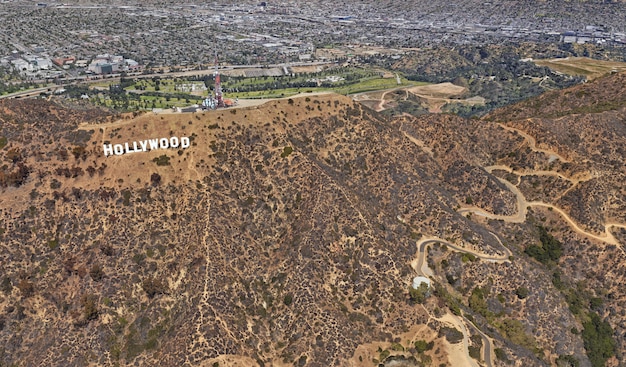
top-left (0, 60), bottom-right (336, 101)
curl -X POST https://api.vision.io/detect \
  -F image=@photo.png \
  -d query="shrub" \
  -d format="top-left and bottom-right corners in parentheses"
top-left (515, 286), bottom-right (529, 299)
top-left (71, 146), bottom-right (87, 160)
top-left (48, 238), bottom-right (59, 249)
top-left (494, 348), bottom-right (509, 362)
top-left (281, 146), bottom-right (293, 158)
top-left (142, 277), bottom-right (168, 298)
top-left (90, 264), bottom-right (104, 281)
top-left (556, 354), bottom-right (580, 367)
top-left (1, 276), bottom-right (12, 295)
top-left (50, 179), bottom-right (61, 190)
top-left (439, 327), bottom-right (463, 344)
top-left (379, 349), bottom-right (390, 361)
top-left (153, 155), bottom-right (170, 166)
top-left (283, 293), bottom-right (293, 306)
top-left (150, 172), bottom-right (162, 186)
top-left (122, 189), bottom-right (131, 206)
top-left (17, 279), bottom-right (34, 298)
top-left (81, 294), bottom-right (99, 321)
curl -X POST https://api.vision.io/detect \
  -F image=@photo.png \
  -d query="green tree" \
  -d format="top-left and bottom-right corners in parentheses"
top-left (494, 348), bottom-right (509, 363)
top-left (468, 286), bottom-right (489, 316)
top-left (414, 340), bottom-right (434, 353)
top-left (525, 226), bottom-right (562, 264)
top-left (582, 312), bottom-right (616, 367)
top-left (409, 283), bottom-right (429, 304)
top-left (281, 146), bottom-right (293, 158)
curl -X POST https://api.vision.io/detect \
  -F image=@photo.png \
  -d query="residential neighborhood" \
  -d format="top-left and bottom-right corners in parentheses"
top-left (1, 0), bottom-right (626, 83)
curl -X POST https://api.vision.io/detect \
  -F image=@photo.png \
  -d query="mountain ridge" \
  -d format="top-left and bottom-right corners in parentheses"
top-left (1, 73), bottom-right (626, 366)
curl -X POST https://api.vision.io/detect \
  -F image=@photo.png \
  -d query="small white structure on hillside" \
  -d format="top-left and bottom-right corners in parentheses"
top-left (412, 276), bottom-right (431, 290)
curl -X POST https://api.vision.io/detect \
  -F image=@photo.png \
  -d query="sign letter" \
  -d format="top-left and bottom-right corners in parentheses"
top-left (181, 137), bottom-right (190, 149)
top-left (103, 144), bottom-right (113, 157)
top-left (113, 144), bottom-right (124, 155)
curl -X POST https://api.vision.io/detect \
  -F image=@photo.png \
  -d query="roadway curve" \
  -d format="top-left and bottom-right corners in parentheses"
top-left (404, 122), bottom-right (626, 366)
top-left (411, 232), bottom-right (510, 367)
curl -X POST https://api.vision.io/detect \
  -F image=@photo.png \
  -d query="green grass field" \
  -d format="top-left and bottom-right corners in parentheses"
top-left (73, 67), bottom-right (427, 110)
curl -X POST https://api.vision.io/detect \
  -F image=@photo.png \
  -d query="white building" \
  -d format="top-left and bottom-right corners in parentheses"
top-left (412, 276), bottom-right (431, 290)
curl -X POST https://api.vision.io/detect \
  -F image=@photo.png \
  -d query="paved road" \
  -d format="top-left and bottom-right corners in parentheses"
top-left (0, 86), bottom-right (61, 100)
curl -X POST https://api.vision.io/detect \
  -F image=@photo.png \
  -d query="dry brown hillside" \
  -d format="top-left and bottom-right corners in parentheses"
top-left (1, 72), bottom-right (626, 366)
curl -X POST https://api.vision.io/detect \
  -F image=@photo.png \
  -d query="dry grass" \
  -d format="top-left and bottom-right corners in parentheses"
top-left (534, 57), bottom-right (626, 80)
top-left (406, 82), bottom-right (467, 98)
top-left (406, 83), bottom-right (484, 113)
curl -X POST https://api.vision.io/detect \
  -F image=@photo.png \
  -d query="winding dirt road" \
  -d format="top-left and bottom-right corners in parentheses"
top-left (459, 165), bottom-right (625, 249)
top-left (403, 121), bottom-right (626, 367)
top-left (411, 233), bottom-right (510, 367)
top-left (498, 124), bottom-right (570, 163)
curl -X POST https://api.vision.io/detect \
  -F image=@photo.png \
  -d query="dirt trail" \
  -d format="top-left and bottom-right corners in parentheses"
top-left (459, 165), bottom-right (624, 249)
top-left (403, 120), bottom-right (626, 366)
top-left (487, 165), bottom-right (593, 185)
top-left (374, 88), bottom-right (409, 111)
top-left (401, 131), bottom-right (434, 158)
top-left (436, 313), bottom-right (480, 367)
top-left (529, 203), bottom-right (624, 247)
top-left (458, 166), bottom-right (528, 223)
top-left (452, 122), bottom-right (624, 247)
top-left (498, 124), bottom-right (570, 163)
top-left (410, 233), bottom-right (510, 367)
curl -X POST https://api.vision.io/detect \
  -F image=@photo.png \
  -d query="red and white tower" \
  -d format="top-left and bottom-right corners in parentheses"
top-left (214, 53), bottom-right (224, 108)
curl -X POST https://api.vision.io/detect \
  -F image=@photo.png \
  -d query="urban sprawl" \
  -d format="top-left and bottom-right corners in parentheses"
top-left (1, 0), bottom-right (626, 83)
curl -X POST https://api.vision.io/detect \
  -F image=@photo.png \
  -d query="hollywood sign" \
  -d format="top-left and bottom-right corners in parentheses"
top-left (103, 136), bottom-right (190, 157)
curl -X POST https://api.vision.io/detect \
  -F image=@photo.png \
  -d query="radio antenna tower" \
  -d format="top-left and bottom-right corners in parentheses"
top-left (214, 52), bottom-right (224, 108)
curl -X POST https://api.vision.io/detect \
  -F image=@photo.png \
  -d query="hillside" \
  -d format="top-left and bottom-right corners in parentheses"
top-left (1, 73), bottom-right (626, 366)
top-left (381, 43), bottom-right (584, 117)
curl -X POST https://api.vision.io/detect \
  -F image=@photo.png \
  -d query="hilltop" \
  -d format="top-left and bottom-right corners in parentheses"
top-left (1, 72), bottom-right (626, 366)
